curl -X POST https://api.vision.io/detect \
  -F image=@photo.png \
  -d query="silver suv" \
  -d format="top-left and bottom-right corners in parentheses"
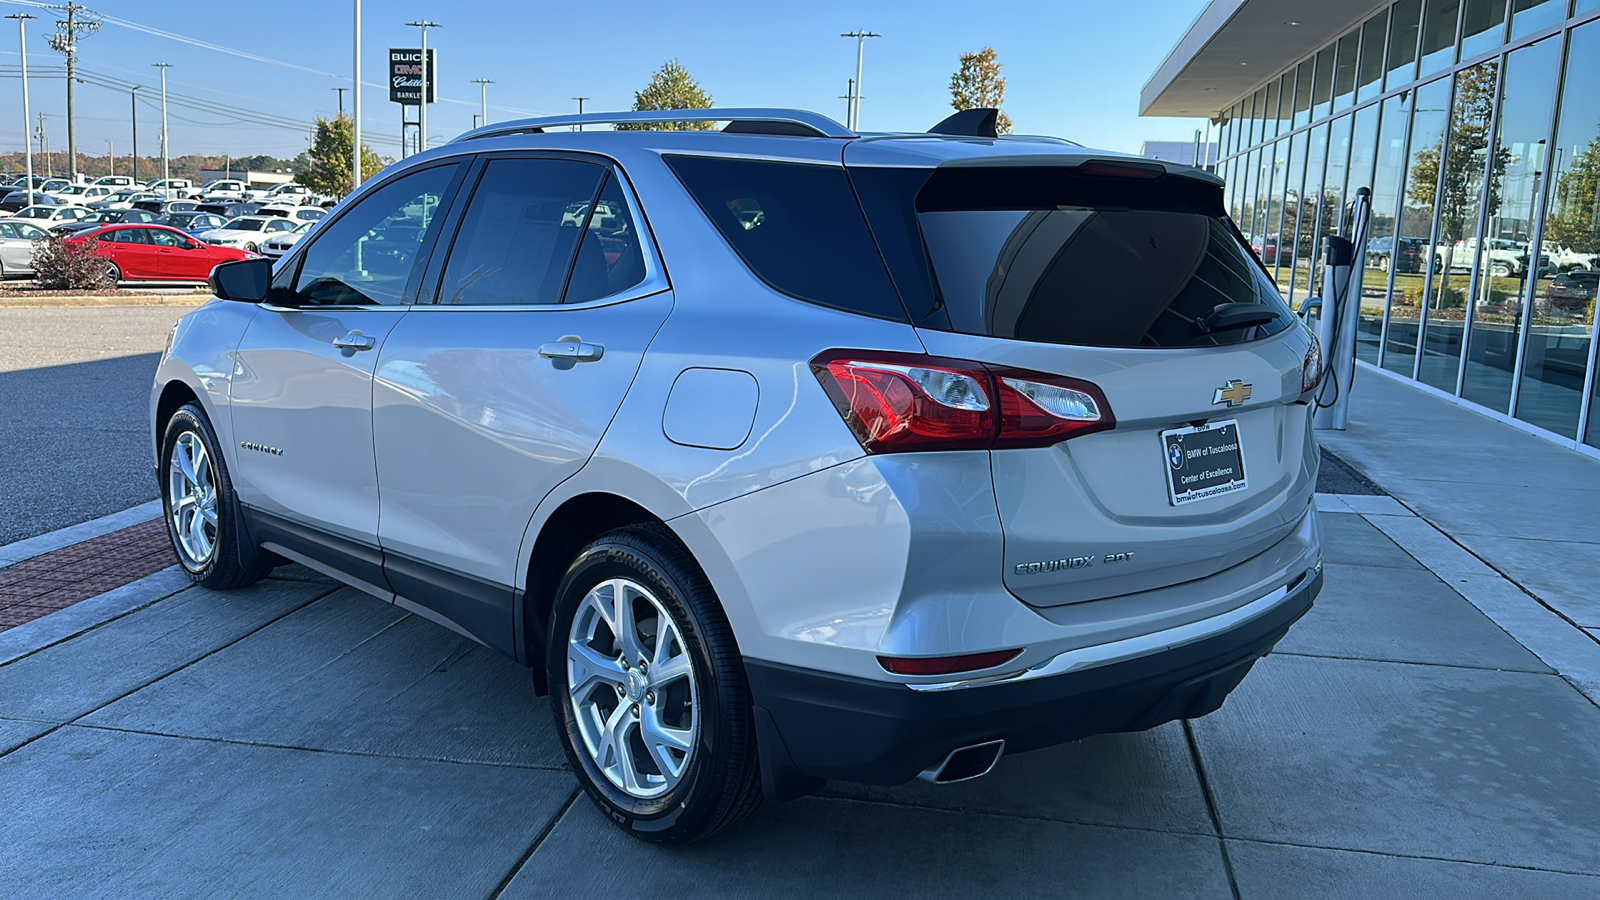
top-left (151, 108), bottom-right (1323, 844)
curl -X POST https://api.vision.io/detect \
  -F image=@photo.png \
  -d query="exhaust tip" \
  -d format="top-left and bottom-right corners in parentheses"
top-left (917, 739), bottom-right (1004, 784)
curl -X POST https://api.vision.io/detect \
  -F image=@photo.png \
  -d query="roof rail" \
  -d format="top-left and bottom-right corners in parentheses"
top-left (450, 108), bottom-right (856, 143)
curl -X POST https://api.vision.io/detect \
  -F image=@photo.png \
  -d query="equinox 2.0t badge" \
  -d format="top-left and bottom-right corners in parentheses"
top-left (1015, 553), bottom-right (1133, 575)
top-left (1212, 379), bottom-right (1252, 407)
top-left (240, 441), bottom-right (284, 457)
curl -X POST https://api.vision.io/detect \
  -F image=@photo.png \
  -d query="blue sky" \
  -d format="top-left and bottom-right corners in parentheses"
top-left (0, 0), bottom-right (1212, 161)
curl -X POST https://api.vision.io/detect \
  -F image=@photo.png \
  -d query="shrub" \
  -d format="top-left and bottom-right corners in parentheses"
top-left (31, 232), bottom-right (113, 291)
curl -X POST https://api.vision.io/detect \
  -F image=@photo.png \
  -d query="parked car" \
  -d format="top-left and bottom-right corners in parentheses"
top-left (199, 179), bottom-right (249, 202)
top-left (1249, 233), bottom-right (1292, 265)
top-left (145, 178), bottom-right (197, 198)
top-left (91, 191), bottom-right (162, 211)
top-left (70, 223), bottom-right (251, 283)
top-left (134, 198), bottom-right (202, 216)
top-left (195, 201), bottom-right (261, 220)
top-left (260, 219), bottom-right (313, 258)
top-left (160, 211), bottom-right (230, 235)
top-left (153, 108), bottom-right (1324, 844)
top-left (0, 219), bottom-right (48, 277)
top-left (49, 207), bottom-right (161, 235)
top-left (0, 190), bottom-right (60, 216)
top-left (12, 204), bottom-right (96, 226)
top-left (196, 215), bottom-right (298, 253)
top-left (259, 183), bottom-right (312, 204)
top-left (36, 178), bottom-right (70, 194)
top-left (93, 175), bottom-right (136, 188)
top-left (1543, 242), bottom-right (1597, 272)
top-left (47, 184), bottom-right (116, 205)
top-left (1546, 271), bottom-right (1598, 312)
top-left (256, 205), bottom-right (326, 223)
top-left (1366, 235), bottom-right (1426, 273)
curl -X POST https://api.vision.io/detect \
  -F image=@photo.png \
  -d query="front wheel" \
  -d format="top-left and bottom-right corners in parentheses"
top-left (244, 242), bottom-right (258, 253)
top-left (160, 403), bottom-right (271, 589)
top-left (548, 525), bottom-right (762, 844)
top-left (103, 261), bottom-right (121, 286)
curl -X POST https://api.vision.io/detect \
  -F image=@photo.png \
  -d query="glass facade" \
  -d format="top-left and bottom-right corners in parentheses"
top-left (1217, 1), bottom-right (1600, 456)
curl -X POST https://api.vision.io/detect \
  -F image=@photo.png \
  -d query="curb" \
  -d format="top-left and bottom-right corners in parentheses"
top-left (0, 293), bottom-right (206, 308)
top-left (0, 500), bottom-right (163, 568)
top-left (0, 567), bottom-right (190, 666)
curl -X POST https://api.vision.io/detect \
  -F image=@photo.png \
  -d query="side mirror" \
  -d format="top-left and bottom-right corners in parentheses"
top-left (209, 256), bottom-right (272, 303)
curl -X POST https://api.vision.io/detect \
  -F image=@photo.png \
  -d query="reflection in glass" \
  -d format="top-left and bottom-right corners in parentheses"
top-left (1464, 37), bottom-right (1560, 414)
top-left (1459, 0), bottom-right (1508, 61)
top-left (1419, 62), bottom-right (1499, 391)
top-left (1229, 102), bottom-right (1244, 154)
top-left (1333, 30), bottom-right (1360, 111)
top-left (1419, 0), bottom-right (1462, 77)
top-left (1357, 10), bottom-right (1389, 104)
top-left (1293, 60), bottom-right (1314, 129)
top-left (1388, 0), bottom-right (1424, 89)
top-left (1240, 149), bottom-right (1260, 236)
top-left (1316, 116), bottom-right (1353, 307)
top-left (1257, 144), bottom-right (1284, 276)
top-left (1278, 72), bottom-right (1296, 137)
top-left (1509, 0), bottom-right (1562, 42)
top-left (1580, 0), bottom-right (1600, 16)
top-left (1524, 22), bottom-right (1600, 440)
top-left (1263, 79), bottom-right (1281, 143)
top-left (1386, 84), bottom-right (1447, 377)
top-left (1250, 88), bottom-right (1266, 147)
top-left (1312, 46), bottom-right (1336, 120)
top-left (1344, 106), bottom-right (1383, 362)
top-left (1277, 134), bottom-right (1306, 298)
top-left (1292, 126), bottom-right (1329, 306)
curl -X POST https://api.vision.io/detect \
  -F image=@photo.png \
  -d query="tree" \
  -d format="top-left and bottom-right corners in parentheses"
top-left (1545, 133), bottom-right (1600, 257)
top-left (618, 60), bottom-right (713, 131)
top-left (298, 114), bottom-right (383, 197)
top-left (949, 48), bottom-right (1013, 135)
top-left (1405, 63), bottom-right (1509, 247)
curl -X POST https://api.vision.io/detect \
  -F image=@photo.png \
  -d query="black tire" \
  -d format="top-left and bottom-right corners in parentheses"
top-left (548, 524), bottom-right (762, 844)
top-left (244, 242), bottom-right (258, 253)
top-left (159, 402), bottom-right (272, 590)
top-left (103, 261), bottom-right (120, 286)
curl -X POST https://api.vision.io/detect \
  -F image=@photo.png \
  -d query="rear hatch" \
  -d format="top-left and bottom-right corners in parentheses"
top-left (849, 155), bottom-right (1319, 606)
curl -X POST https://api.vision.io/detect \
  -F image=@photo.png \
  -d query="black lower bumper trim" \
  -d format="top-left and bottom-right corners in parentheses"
top-left (747, 569), bottom-right (1319, 794)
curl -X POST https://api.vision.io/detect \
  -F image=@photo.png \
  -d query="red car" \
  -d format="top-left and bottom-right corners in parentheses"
top-left (66, 224), bottom-right (253, 283)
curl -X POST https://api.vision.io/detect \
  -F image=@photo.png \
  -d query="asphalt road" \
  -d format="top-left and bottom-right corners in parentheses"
top-left (0, 304), bottom-right (198, 544)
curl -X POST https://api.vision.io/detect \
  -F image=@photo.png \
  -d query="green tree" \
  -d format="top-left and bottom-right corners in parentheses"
top-left (1545, 133), bottom-right (1600, 256)
top-left (298, 114), bottom-right (383, 196)
top-left (1405, 63), bottom-right (1509, 245)
top-left (618, 59), bottom-right (713, 131)
top-left (949, 47), bottom-right (1013, 134)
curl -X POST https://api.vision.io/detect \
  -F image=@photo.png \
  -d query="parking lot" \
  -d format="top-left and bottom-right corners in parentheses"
top-left (2, 305), bottom-right (1599, 897)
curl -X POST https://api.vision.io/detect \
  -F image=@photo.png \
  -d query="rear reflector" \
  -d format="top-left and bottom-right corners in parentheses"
top-left (878, 649), bottom-right (1022, 676)
top-left (812, 350), bottom-right (1116, 453)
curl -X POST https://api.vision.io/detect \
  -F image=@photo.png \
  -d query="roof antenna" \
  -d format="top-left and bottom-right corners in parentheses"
top-left (929, 108), bottom-right (999, 138)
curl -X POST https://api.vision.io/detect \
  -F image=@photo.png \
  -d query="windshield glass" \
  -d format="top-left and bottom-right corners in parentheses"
top-left (224, 218), bottom-right (265, 231)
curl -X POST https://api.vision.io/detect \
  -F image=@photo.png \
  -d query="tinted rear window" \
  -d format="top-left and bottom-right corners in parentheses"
top-left (853, 166), bottom-right (1292, 348)
top-left (664, 155), bottom-right (906, 321)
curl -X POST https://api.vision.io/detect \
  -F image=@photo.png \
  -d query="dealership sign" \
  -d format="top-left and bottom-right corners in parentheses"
top-left (389, 48), bottom-right (437, 105)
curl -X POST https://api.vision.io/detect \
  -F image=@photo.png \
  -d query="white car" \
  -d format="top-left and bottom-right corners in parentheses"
top-left (11, 204), bottom-right (96, 226)
top-left (145, 178), bottom-right (196, 198)
top-left (196, 215), bottom-right (298, 253)
top-left (1544, 242), bottom-right (1597, 272)
top-left (90, 191), bottom-right (162, 211)
top-left (47, 184), bottom-right (115, 205)
top-left (259, 183), bottom-right (311, 204)
top-left (93, 175), bottom-right (135, 188)
top-left (0, 219), bottom-right (48, 277)
top-left (260, 219), bottom-right (313, 259)
top-left (257, 205), bottom-right (326, 223)
top-left (200, 180), bottom-right (249, 202)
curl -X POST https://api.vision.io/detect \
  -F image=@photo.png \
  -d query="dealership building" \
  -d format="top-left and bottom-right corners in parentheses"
top-left (1144, 0), bottom-right (1600, 457)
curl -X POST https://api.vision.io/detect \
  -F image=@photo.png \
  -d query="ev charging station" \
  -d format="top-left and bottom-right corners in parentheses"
top-left (1301, 187), bottom-right (1371, 431)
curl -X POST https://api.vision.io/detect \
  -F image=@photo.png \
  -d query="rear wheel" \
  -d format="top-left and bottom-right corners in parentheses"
top-left (548, 525), bottom-right (762, 844)
top-left (103, 261), bottom-right (120, 286)
top-left (160, 403), bottom-right (271, 590)
top-left (1491, 261), bottom-right (1512, 278)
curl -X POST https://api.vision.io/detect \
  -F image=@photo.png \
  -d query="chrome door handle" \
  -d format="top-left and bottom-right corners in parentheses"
top-left (538, 340), bottom-right (604, 363)
top-left (332, 331), bottom-right (377, 351)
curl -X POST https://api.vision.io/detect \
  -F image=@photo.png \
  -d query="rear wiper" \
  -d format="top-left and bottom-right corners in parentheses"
top-left (1192, 302), bottom-right (1281, 336)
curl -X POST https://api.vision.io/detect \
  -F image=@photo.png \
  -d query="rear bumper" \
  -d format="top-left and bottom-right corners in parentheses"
top-left (747, 566), bottom-right (1318, 797)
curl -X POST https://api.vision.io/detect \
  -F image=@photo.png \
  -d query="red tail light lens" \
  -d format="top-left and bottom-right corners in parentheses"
top-left (812, 351), bottom-right (1115, 453)
top-left (878, 648), bottom-right (1022, 676)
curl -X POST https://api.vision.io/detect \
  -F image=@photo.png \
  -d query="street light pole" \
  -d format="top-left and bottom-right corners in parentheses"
top-left (152, 62), bottom-right (170, 195)
top-left (472, 78), bottom-right (493, 126)
top-left (352, 0), bottom-right (361, 192)
top-left (572, 96), bottom-right (588, 131)
top-left (130, 85), bottom-right (139, 184)
top-left (840, 30), bottom-right (880, 130)
top-left (7, 14), bottom-right (34, 205)
top-left (406, 20), bottom-right (438, 151)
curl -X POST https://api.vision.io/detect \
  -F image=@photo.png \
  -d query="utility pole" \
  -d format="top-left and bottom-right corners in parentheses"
top-left (333, 87), bottom-right (346, 115)
top-left (352, 0), bottom-right (361, 192)
top-left (839, 30), bottom-right (880, 130)
top-left (840, 79), bottom-right (854, 125)
top-left (153, 62), bottom-right (170, 195)
top-left (406, 20), bottom-right (438, 152)
top-left (6, 13), bottom-right (35, 205)
top-left (572, 97), bottom-right (588, 131)
top-left (38, 113), bottom-right (49, 177)
top-left (472, 78), bottom-right (493, 126)
top-left (106, 138), bottom-right (112, 177)
top-left (130, 85), bottom-right (139, 183)
top-left (48, 2), bottom-right (101, 182)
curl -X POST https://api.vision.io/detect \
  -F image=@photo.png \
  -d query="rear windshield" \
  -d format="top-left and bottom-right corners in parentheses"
top-left (853, 166), bottom-right (1293, 349)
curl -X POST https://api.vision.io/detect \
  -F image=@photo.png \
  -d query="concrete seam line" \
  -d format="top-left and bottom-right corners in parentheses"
top-left (1362, 511), bottom-right (1600, 707)
top-left (0, 499), bottom-right (163, 568)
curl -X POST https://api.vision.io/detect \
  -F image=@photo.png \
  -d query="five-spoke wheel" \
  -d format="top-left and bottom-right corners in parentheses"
top-left (167, 431), bottom-right (218, 568)
top-left (159, 402), bottom-right (272, 589)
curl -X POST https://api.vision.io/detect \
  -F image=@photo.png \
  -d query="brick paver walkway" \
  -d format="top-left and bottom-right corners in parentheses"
top-left (0, 518), bottom-right (174, 631)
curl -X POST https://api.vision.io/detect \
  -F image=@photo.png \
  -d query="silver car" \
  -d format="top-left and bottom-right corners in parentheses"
top-left (0, 219), bottom-right (47, 276)
top-left (151, 108), bottom-right (1323, 844)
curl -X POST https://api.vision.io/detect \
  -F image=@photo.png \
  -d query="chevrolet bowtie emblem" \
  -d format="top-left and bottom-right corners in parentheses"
top-left (1213, 380), bottom-right (1252, 407)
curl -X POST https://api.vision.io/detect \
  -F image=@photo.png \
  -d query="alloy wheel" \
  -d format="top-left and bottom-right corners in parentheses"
top-left (167, 431), bottom-right (218, 568)
top-left (567, 577), bottom-right (698, 800)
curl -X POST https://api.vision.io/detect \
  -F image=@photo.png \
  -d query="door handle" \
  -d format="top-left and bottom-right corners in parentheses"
top-left (332, 331), bottom-right (377, 351)
top-left (538, 340), bottom-right (604, 363)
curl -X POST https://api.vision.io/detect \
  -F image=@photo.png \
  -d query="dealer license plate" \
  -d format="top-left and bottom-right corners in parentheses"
top-left (1161, 420), bottom-right (1247, 506)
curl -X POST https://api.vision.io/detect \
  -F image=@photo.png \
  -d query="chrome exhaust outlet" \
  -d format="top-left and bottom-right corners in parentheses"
top-left (917, 739), bottom-right (1004, 784)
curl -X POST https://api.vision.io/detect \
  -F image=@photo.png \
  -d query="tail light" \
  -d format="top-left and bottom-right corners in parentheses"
top-left (812, 350), bottom-right (1115, 453)
top-left (1300, 336), bottom-right (1324, 402)
top-left (878, 648), bottom-right (1021, 676)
